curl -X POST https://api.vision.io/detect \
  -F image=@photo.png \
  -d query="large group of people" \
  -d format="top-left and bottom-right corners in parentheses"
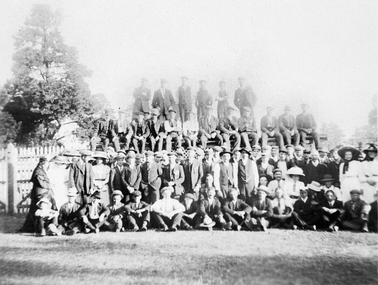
top-left (18, 77), bottom-right (377, 236)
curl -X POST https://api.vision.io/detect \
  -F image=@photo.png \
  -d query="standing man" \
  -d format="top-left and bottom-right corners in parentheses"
top-left (238, 148), bottom-right (259, 202)
top-left (278, 106), bottom-right (300, 147)
top-left (234, 77), bottom-right (257, 116)
top-left (162, 152), bottom-right (185, 200)
top-left (68, 150), bottom-right (94, 205)
top-left (109, 152), bottom-right (127, 202)
top-left (178, 76), bottom-right (192, 125)
top-left (139, 151), bottom-right (163, 204)
top-left (296, 104), bottom-right (320, 149)
top-left (123, 152), bottom-right (141, 203)
top-left (152, 78), bottom-right (176, 120)
top-left (182, 147), bottom-right (203, 200)
top-left (199, 105), bottom-right (223, 149)
top-left (195, 80), bottom-right (213, 122)
top-left (133, 77), bottom-right (151, 118)
top-left (213, 150), bottom-right (236, 200)
top-left (238, 107), bottom-right (259, 150)
top-left (219, 106), bottom-right (240, 151)
top-left (261, 106), bottom-right (284, 150)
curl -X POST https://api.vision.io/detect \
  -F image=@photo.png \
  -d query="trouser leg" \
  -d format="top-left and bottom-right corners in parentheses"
top-left (224, 212), bottom-right (239, 226)
top-left (166, 136), bottom-right (172, 152)
top-left (261, 133), bottom-right (268, 148)
top-left (171, 212), bottom-right (184, 228)
top-left (222, 134), bottom-right (230, 150)
top-left (251, 133), bottom-right (259, 147)
top-left (201, 135), bottom-right (208, 149)
top-left (150, 137), bottom-right (156, 152)
top-left (215, 133), bottom-right (223, 146)
top-left (241, 133), bottom-right (251, 149)
top-left (274, 132), bottom-right (284, 149)
top-left (132, 138), bottom-right (139, 153)
top-left (232, 133), bottom-right (241, 150)
top-left (299, 132), bottom-right (306, 146)
top-left (293, 131), bottom-right (300, 146)
top-left (312, 131), bottom-right (320, 149)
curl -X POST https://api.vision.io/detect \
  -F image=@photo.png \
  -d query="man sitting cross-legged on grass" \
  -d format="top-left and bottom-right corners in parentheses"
top-left (35, 197), bottom-right (60, 237)
top-left (180, 193), bottom-right (199, 230)
top-left (81, 190), bottom-right (110, 234)
top-left (104, 190), bottom-right (127, 232)
top-left (58, 187), bottom-right (84, 236)
top-left (319, 189), bottom-right (344, 232)
top-left (125, 190), bottom-right (150, 232)
top-left (196, 187), bottom-right (227, 230)
top-left (151, 186), bottom-right (185, 232)
top-left (270, 187), bottom-right (292, 229)
top-left (292, 188), bottom-right (320, 231)
top-left (250, 186), bottom-right (273, 231)
top-left (223, 188), bottom-right (252, 231)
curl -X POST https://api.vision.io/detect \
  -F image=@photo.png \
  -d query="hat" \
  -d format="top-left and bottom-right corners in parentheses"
top-left (81, 150), bottom-right (93, 157)
top-left (307, 181), bottom-right (321, 192)
top-left (318, 146), bottom-right (329, 153)
top-left (39, 156), bottom-right (47, 163)
top-left (111, 190), bottom-right (124, 199)
top-left (259, 174), bottom-right (271, 182)
top-left (161, 186), bottom-right (174, 194)
top-left (67, 187), bottom-right (78, 197)
top-left (279, 148), bottom-right (288, 154)
top-left (240, 148), bottom-right (251, 155)
top-left (175, 148), bottom-right (184, 156)
top-left (232, 147), bottom-right (241, 154)
top-left (126, 148), bottom-right (136, 154)
top-left (242, 106), bottom-right (251, 113)
top-left (93, 152), bottom-right (108, 160)
top-left (36, 198), bottom-right (51, 208)
top-left (154, 152), bottom-right (163, 158)
top-left (181, 76), bottom-right (188, 80)
top-left (286, 167), bottom-right (305, 176)
top-left (257, 186), bottom-right (269, 194)
top-left (363, 143), bottom-right (377, 154)
top-left (145, 151), bottom-right (154, 157)
top-left (284, 105), bottom-right (291, 111)
top-left (325, 189), bottom-right (336, 196)
top-left (136, 153), bottom-right (144, 159)
top-left (63, 150), bottom-right (81, 157)
top-left (252, 145), bottom-right (261, 150)
top-left (133, 190), bottom-right (142, 197)
top-left (321, 174), bottom-right (334, 182)
top-left (294, 146), bottom-right (304, 151)
top-left (199, 216), bottom-right (216, 228)
top-left (337, 145), bottom-right (360, 160)
top-left (273, 168), bottom-right (282, 174)
top-left (304, 149), bottom-right (311, 154)
top-left (116, 153), bottom-right (126, 160)
top-left (205, 148), bottom-right (213, 154)
top-left (184, 193), bottom-right (195, 200)
top-left (271, 146), bottom-right (279, 150)
top-left (220, 150), bottom-right (232, 157)
top-left (299, 187), bottom-right (309, 192)
top-left (350, 189), bottom-right (362, 195)
top-left (127, 152), bottom-right (136, 159)
top-left (285, 144), bottom-right (294, 149)
top-left (262, 145), bottom-right (271, 151)
top-left (50, 155), bottom-right (69, 164)
top-left (137, 111), bottom-right (144, 116)
top-left (168, 106), bottom-right (176, 113)
top-left (151, 108), bottom-right (159, 116)
top-left (213, 146), bottom-right (222, 152)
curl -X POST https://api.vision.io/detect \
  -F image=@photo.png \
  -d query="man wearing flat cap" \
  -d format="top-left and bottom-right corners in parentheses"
top-left (260, 106), bottom-right (284, 150)
top-left (199, 104), bottom-right (223, 149)
top-left (133, 78), bottom-right (151, 118)
top-left (140, 151), bottom-right (163, 204)
top-left (125, 191), bottom-right (150, 231)
top-left (58, 187), bottom-right (83, 235)
top-left (131, 111), bottom-right (150, 153)
top-left (195, 80), bottom-right (213, 122)
top-left (105, 190), bottom-right (127, 232)
top-left (296, 104), bottom-right (320, 149)
top-left (319, 189), bottom-right (344, 232)
top-left (178, 76), bottom-right (192, 124)
top-left (123, 152), bottom-right (141, 203)
top-left (162, 152), bottom-right (185, 200)
top-left (152, 79), bottom-right (176, 120)
top-left (214, 150), bottom-right (237, 200)
top-left (238, 106), bottom-right (259, 151)
top-left (165, 107), bottom-right (183, 152)
top-left (234, 77), bottom-right (257, 117)
top-left (278, 106), bottom-right (299, 147)
top-left (80, 190), bottom-right (110, 233)
top-left (223, 188), bottom-right (253, 231)
top-left (151, 186), bottom-right (185, 231)
top-left (341, 189), bottom-right (371, 232)
top-left (219, 106), bottom-right (241, 152)
top-left (68, 150), bottom-right (94, 205)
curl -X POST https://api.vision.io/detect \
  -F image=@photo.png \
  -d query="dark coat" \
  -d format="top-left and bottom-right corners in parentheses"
top-left (152, 89), bottom-right (176, 118)
top-left (237, 158), bottom-right (258, 199)
top-left (293, 197), bottom-right (317, 218)
top-left (304, 162), bottom-right (328, 185)
top-left (260, 115), bottom-right (279, 133)
top-left (162, 163), bottom-right (185, 196)
top-left (124, 164), bottom-right (141, 191)
top-left (223, 199), bottom-right (252, 215)
top-left (278, 114), bottom-right (297, 132)
top-left (131, 119), bottom-right (150, 138)
top-left (139, 161), bottom-right (162, 191)
top-left (182, 159), bottom-right (203, 194)
top-left (199, 115), bottom-right (219, 136)
top-left (109, 166), bottom-right (127, 193)
top-left (30, 164), bottom-right (51, 200)
top-left (82, 200), bottom-right (110, 218)
top-left (133, 87), bottom-right (151, 114)
top-left (58, 202), bottom-right (83, 225)
top-left (178, 86), bottom-right (192, 109)
top-left (251, 198), bottom-right (273, 217)
top-left (95, 118), bottom-right (118, 139)
top-left (296, 112), bottom-right (317, 132)
top-left (68, 160), bottom-right (94, 203)
top-left (234, 86), bottom-right (257, 111)
top-left (197, 198), bottom-right (223, 217)
top-left (125, 201), bottom-right (150, 213)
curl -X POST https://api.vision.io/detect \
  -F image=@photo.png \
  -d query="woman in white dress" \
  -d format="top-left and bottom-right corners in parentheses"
top-left (47, 155), bottom-right (70, 210)
top-left (92, 152), bottom-right (111, 206)
top-left (282, 167), bottom-right (305, 206)
top-left (338, 146), bottom-right (361, 203)
top-left (359, 144), bottom-right (378, 204)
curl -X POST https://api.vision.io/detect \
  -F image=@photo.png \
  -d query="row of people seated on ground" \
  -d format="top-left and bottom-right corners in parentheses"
top-left (20, 143), bottom-right (377, 235)
top-left (91, 102), bottom-right (321, 154)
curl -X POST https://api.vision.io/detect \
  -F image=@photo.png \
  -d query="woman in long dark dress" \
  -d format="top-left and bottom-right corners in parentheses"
top-left (19, 157), bottom-right (57, 233)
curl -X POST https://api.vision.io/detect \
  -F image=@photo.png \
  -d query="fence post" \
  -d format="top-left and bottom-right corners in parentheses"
top-left (7, 143), bottom-right (17, 214)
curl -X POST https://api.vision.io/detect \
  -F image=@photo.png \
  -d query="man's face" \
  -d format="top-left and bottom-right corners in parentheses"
top-left (259, 177), bottom-right (268, 186)
top-left (113, 195), bottom-right (122, 204)
top-left (295, 150), bottom-right (303, 157)
top-left (161, 81), bottom-right (167, 89)
top-left (292, 175), bottom-right (299, 182)
top-left (304, 152), bottom-right (310, 159)
top-left (206, 175), bottom-right (214, 186)
top-left (222, 154), bottom-right (230, 163)
top-left (300, 190), bottom-right (308, 199)
top-left (232, 152), bottom-right (240, 161)
top-left (116, 158), bottom-right (124, 166)
top-left (243, 110), bottom-right (250, 118)
top-left (188, 150), bottom-right (196, 160)
top-left (279, 152), bottom-right (287, 160)
top-left (241, 151), bottom-right (248, 159)
top-left (152, 114), bottom-right (158, 122)
top-left (147, 155), bottom-right (154, 163)
top-left (169, 155), bottom-right (176, 164)
top-left (258, 190), bottom-right (267, 200)
top-left (96, 158), bottom-right (103, 165)
top-left (267, 108), bottom-right (273, 115)
top-left (252, 149), bottom-right (260, 158)
top-left (138, 114), bottom-right (144, 122)
top-left (67, 196), bottom-right (75, 204)
top-left (184, 198), bottom-right (193, 209)
top-left (311, 154), bottom-right (318, 162)
top-left (135, 195), bottom-right (141, 203)
top-left (331, 150), bottom-right (340, 160)
top-left (326, 191), bottom-right (335, 202)
top-left (181, 78), bottom-right (187, 85)
top-left (162, 191), bottom-right (171, 199)
top-left (230, 190), bottom-right (238, 200)
top-left (319, 151), bottom-right (325, 158)
top-left (351, 193), bottom-right (360, 202)
top-left (325, 181), bottom-right (333, 188)
top-left (207, 188), bottom-right (215, 199)
top-left (274, 171), bottom-right (282, 180)
top-left (144, 113), bottom-right (151, 120)
top-left (368, 151), bottom-right (377, 159)
top-left (170, 112), bottom-right (176, 120)
top-left (271, 148), bottom-right (278, 157)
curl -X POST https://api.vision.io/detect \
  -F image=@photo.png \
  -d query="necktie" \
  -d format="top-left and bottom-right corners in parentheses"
top-left (293, 182), bottom-right (296, 195)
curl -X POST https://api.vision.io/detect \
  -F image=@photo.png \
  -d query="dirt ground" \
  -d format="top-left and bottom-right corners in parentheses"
top-left (0, 215), bottom-right (377, 285)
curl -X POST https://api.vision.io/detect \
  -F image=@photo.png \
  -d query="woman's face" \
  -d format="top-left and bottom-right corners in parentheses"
top-left (344, 151), bottom-right (353, 161)
top-left (291, 175), bottom-right (299, 182)
top-left (259, 177), bottom-right (268, 186)
top-left (96, 158), bottom-right (103, 165)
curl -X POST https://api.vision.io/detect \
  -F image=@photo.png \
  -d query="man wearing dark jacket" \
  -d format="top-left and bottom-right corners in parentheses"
top-left (223, 188), bottom-right (252, 231)
top-left (260, 106), bottom-right (284, 149)
top-left (152, 78), bottom-right (176, 120)
top-left (319, 189), bottom-right (344, 231)
top-left (292, 188), bottom-right (320, 230)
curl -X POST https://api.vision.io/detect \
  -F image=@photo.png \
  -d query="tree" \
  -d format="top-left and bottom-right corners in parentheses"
top-left (320, 122), bottom-right (345, 150)
top-left (1, 4), bottom-right (103, 146)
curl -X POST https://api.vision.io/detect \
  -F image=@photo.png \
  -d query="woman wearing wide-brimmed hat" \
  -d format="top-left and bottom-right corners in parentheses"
top-left (338, 145), bottom-right (362, 202)
top-left (92, 151), bottom-right (111, 206)
top-left (282, 167), bottom-right (305, 205)
top-left (359, 143), bottom-right (378, 204)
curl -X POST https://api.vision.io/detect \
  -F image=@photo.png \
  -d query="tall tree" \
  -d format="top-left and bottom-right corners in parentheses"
top-left (1, 4), bottom-right (101, 145)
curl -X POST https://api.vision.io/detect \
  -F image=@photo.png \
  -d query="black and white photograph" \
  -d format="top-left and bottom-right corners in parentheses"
top-left (0, 0), bottom-right (377, 284)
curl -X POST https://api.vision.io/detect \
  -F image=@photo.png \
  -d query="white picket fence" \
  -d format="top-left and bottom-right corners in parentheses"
top-left (0, 144), bottom-right (65, 214)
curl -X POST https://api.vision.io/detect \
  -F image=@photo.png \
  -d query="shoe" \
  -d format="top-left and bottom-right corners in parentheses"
top-left (236, 225), bottom-right (242, 231)
top-left (85, 228), bottom-right (91, 234)
top-left (362, 225), bottom-right (369, 233)
top-left (38, 229), bottom-right (46, 237)
top-left (185, 226), bottom-right (194, 231)
top-left (225, 221), bottom-right (232, 231)
top-left (261, 225), bottom-right (267, 232)
top-left (94, 228), bottom-right (100, 234)
top-left (292, 225), bottom-right (298, 230)
top-left (115, 229), bottom-right (121, 233)
top-left (334, 226), bottom-right (339, 232)
top-left (121, 227), bottom-right (125, 232)
top-left (138, 227), bottom-right (147, 232)
top-left (245, 219), bottom-right (254, 231)
top-left (168, 227), bottom-right (177, 232)
top-left (207, 226), bottom-right (213, 231)
top-left (65, 229), bottom-right (76, 236)
top-left (133, 226), bottom-right (139, 232)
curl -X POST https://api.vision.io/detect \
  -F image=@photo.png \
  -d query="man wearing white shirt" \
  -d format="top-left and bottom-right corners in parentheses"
top-left (267, 169), bottom-right (284, 198)
top-left (151, 186), bottom-right (185, 231)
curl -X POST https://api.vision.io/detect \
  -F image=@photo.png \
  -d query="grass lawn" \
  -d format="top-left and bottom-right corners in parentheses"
top-left (0, 215), bottom-right (377, 285)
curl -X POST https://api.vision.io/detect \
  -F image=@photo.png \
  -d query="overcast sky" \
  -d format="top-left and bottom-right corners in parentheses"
top-left (1, 0), bottom-right (377, 137)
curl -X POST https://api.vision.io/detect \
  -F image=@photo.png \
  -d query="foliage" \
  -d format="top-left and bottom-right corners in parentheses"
top-left (1, 4), bottom-right (105, 146)
top-left (320, 121), bottom-right (345, 149)
top-left (0, 110), bottom-right (21, 147)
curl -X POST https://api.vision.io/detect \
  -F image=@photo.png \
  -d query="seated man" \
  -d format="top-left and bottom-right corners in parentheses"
top-left (131, 111), bottom-right (150, 153)
top-left (91, 109), bottom-right (120, 152)
top-left (182, 111), bottom-right (198, 147)
top-left (219, 106), bottom-right (241, 151)
top-left (270, 187), bottom-right (292, 229)
top-left (196, 187), bottom-right (227, 230)
top-left (105, 190), bottom-right (127, 232)
top-left (117, 109), bottom-right (133, 150)
top-left (162, 152), bottom-right (185, 200)
top-left (151, 186), bottom-right (185, 232)
top-left (199, 104), bottom-right (223, 149)
top-left (147, 108), bottom-right (165, 152)
top-left (180, 193), bottom-right (199, 230)
top-left (250, 186), bottom-right (273, 231)
top-left (267, 169), bottom-right (284, 198)
top-left (341, 189), bottom-right (371, 232)
top-left (125, 190), bottom-right (150, 232)
top-left (292, 188), bottom-right (320, 230)
top-left (369, 193), bottom-right (377, 233)
top-left (223, 188), bottom-right (253, 231)
top-left (260, 106), bottom-right (284, 149)
top-left (238, 106), bottom-right (259, 150)
top-left (35, 198), bottom-right (60, 236)
top-left (319, 189), bottom-right (344, 232)
top-left (164, 108), bottom-right (182, 152)
top-left (81, 190), bottom-right (110, 234)
top-left (278, 106), bottom-right (300, 147)
top-left (58, 187), bottom-right (84, 236)
top-left (320, 174), bottom-right (342, 202)
top-left (296, 104), bottom-right (320, 149)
